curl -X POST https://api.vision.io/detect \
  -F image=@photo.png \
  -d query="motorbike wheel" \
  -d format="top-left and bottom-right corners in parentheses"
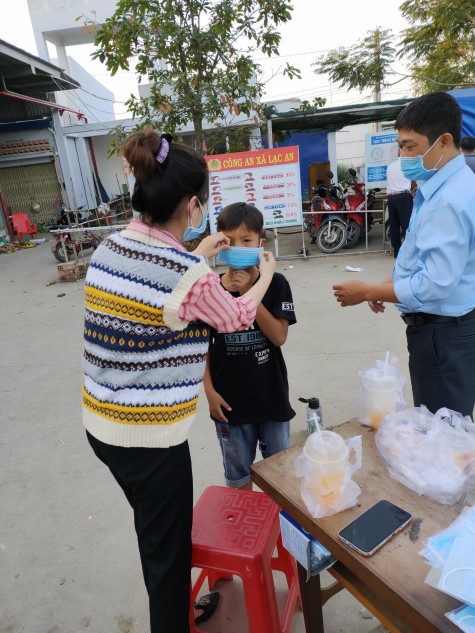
top-left (315, 221), bottom-right (347, 254)
top-left (385, 220), bottom-right (391, 244)
top-left (304, 221), bottom-right (318, 244)
top-left (343, 220), bottom-right (361, 249)
top-left (92, 235), bottom-right (103, 250)
top-left (52, 242), bottom-right (69, 263)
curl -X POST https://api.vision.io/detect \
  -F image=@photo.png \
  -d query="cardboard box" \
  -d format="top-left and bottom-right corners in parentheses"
top-left (279, 511), bottom-right (337, 580)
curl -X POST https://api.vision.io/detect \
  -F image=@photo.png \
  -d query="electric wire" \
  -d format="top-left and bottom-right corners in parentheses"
top-left (386, 68), bottom-right (475, 88)
top-left (50, 74), bottom-right (131, 104)
top-left (51, 77), bottom-right (117, 130)
top-left (253, 48), bottom-right (333, 61)
top-left (52, 77), bottom-right (133, 121)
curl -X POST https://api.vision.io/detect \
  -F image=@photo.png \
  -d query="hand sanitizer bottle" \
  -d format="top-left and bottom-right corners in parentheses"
top-left (299, 397), bottom-right (323, 436)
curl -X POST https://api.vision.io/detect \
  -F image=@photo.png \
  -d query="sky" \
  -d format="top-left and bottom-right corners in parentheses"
top-left (0, 0), bottom-right (414, 119)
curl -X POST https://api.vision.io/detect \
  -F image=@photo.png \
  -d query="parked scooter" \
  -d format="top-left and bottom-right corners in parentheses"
top-left (343, 169), bottom-right (376, 249)
top-left (305, 172), bottom-right (348, 254)
top-left (50, 207), bottom-right (102, 263)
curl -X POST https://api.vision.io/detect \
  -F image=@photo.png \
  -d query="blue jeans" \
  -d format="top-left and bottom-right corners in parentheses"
top-left (406, 317), bottom-right (475, 418)
top-left (214, 421), bottom-right (290, 487)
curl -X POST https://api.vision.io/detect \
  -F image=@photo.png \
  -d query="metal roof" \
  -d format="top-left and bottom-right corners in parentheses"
top-left (268, 97), bottom-right (414, 133)
top-left (0, 38), bottom-right (79, 94)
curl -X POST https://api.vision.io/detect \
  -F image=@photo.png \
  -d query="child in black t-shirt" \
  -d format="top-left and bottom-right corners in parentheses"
top-left (203, 203), bottom-right (296, 489)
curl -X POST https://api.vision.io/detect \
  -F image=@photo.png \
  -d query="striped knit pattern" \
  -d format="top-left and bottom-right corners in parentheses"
top-left (82, 227), bottom-right (211, 448)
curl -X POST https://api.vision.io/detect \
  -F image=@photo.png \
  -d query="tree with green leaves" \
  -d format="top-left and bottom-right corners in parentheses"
top-left (294, 97), bottom-right (327, 111)
top-left (88, 0), bottom-right (300, 152)
top-left (313, 28), bottom-right (396, 99)
top-left (399, 0), bottom-right (475, 94)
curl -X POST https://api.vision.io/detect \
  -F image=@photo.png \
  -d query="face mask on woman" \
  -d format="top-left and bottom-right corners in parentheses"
top-left (181, 201), bottom-right (208, 242)
top-left (399, 135), bottom-right (444, 182)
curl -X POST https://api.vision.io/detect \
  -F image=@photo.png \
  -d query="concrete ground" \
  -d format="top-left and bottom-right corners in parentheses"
top-left (0, 224), bottom-right (406, 633)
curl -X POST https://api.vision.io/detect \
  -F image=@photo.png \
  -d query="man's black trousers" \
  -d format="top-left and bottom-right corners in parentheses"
top-left (406, 317), bottom-right (475, 418)
top-left (388, 192), bottom-right (413, 256)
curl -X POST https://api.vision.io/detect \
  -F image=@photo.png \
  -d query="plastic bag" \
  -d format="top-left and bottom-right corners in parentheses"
top-left (421, 506), bottom-right (475, 622)
top-left (294, 431), bottom-right (362, 518)
top-left (279, 511), bottom-right (337, 580)
top-left (375, 406), bottom-right (475, 505)
top-left (358, 354), bottom-right (408, 429)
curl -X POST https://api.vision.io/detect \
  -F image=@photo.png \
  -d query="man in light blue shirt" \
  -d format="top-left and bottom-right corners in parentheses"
top-left (333, 92), bottom-right (475, 418)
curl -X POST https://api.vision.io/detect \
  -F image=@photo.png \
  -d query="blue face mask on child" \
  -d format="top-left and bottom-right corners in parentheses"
top-left (218, 246), bottom-right (264, 270)
top-left (181, 201), bottom-right (208, 242)
top-left (399, 136), bottom-right (444, 182)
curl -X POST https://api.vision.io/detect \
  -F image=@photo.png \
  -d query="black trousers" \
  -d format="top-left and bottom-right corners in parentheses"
top-left (87, 432), bottom-right (193, 633)
top-left (388, 193), bottom-right (413, 256)
top-left (406, 317), bottom-right (475, 418)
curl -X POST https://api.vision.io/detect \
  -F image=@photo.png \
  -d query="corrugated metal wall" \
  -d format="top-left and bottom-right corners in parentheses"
top-left (0, 162), bottom-right (63, 225)
top-left (0, 96), bottom-right (52, 123)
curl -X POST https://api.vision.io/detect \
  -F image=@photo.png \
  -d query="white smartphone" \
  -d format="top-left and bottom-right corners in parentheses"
top-left (338, 499), bottom-right (413, 557)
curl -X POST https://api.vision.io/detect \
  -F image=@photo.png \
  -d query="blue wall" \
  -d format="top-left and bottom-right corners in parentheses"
top-left (262, 131), bottom-right (328, 196)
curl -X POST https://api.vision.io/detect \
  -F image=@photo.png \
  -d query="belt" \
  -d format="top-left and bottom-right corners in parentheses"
top-left (388, 191), bottom-right (411, 196)
top-left (401, 307), bottom-right (475, 327)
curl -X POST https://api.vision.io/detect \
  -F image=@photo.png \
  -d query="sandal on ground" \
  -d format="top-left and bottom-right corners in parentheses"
top-left (194, 591), bottom-right (220, 625)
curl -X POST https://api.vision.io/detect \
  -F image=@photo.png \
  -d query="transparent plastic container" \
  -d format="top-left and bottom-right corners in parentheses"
top-left (302, 430), bottom-right (349, 492)
top-left (359, 367), bottom-right (401, 429)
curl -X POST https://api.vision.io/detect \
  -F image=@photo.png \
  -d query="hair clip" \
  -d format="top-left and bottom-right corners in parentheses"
top-left (155, 133), bottom-right (173, 164)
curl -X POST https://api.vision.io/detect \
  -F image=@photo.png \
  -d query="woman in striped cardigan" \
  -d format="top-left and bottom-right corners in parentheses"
top-left (82, 131), bottom-right (275, 633)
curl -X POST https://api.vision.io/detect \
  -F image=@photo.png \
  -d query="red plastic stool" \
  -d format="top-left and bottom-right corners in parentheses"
top-left (189, 486), bottom-right (301, 633)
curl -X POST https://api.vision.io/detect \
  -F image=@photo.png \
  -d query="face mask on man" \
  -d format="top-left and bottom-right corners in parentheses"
top-left (399, 135), bottom-right (444, 182)
top-left (217, 246), bottom-right (264, 270)
top-left (181, 201), bottom-right (208, 242)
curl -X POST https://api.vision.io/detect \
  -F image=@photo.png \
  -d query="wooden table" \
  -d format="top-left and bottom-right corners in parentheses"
top-left (251, 419), bottom-right (464, 633)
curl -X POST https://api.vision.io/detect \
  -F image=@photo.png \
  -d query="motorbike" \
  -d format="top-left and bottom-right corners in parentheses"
top-left (50, 207), bottom-right (102, 263)
top-left (342, 168), bottom-right (376, 249)
top-left (305, 172), bottom-right (348, 254)
top-left (108, 193), bottom-right (131, 214)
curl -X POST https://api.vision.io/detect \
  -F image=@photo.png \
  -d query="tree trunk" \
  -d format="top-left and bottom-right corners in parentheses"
top-left (193, 115), bottom-right (205, 154)
top-left (372, 30), bottom-right (382, 133)
top-left (185, 114), bottom-right (209, 250)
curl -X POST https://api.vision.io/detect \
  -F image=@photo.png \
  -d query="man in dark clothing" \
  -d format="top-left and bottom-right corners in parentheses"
top-left (461, 136), bottom-right (475, 174)
top-left (386, 157), bottom-right (415, 257)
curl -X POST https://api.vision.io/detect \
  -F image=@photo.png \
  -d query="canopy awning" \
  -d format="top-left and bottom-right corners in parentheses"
top-left (0, 38), bottom-right (79, 94)
top-left (268, 98), bottom-right (414, 133)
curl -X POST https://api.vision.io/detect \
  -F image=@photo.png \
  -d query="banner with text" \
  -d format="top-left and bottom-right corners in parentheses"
top-left (365, 131), bottom-right (399, 188)
top-left (205, 146), bottom-right (302, 232)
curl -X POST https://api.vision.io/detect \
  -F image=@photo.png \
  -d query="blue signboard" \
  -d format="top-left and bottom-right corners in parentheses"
top-left (371, 133), bottom-right (397, 145)
top-left (367, 165), bottom-right (388, 183)
top-left (365, 131), bottom-right (399, 188)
